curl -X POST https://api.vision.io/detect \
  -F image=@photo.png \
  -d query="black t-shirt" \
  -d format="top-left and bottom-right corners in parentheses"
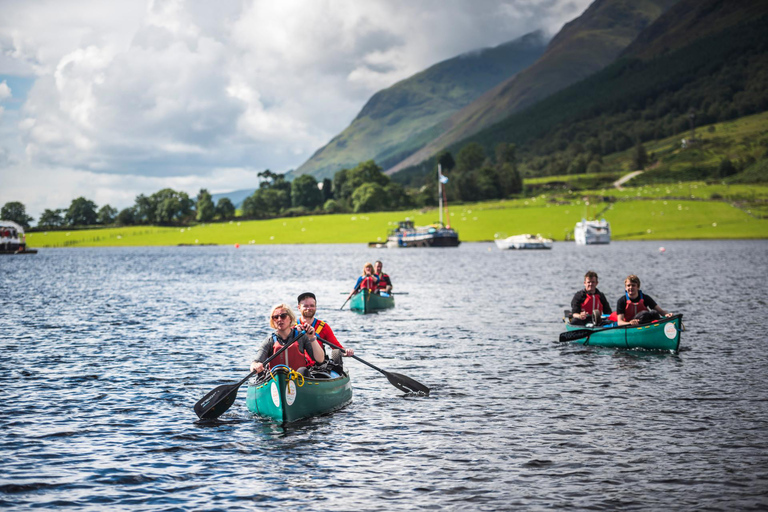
top-left (616, 293), bottom-right (658, 315)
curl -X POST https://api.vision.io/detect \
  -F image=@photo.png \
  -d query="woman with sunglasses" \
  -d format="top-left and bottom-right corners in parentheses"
top-left (250, 303), bottom-right (326, 375)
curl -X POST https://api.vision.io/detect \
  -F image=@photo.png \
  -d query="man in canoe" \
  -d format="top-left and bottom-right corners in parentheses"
top-left (297, 292), bottom-right (354, 369)
top-left (569, 270), bottom-right (612, 326)
top-left (374, 260), bottom-right (393, 295)
top-left (616, 274), bottom-right (673, 326)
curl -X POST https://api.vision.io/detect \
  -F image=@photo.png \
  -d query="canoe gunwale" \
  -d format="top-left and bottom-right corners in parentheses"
top-left (564, 313), bottom-right (683, 352)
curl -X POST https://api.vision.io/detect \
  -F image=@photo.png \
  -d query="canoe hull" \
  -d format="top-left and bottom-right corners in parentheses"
top-left (565, 314), bottom-right (683, 351)
top-left (349, 289), bottom-right (395, 313)
top-left (246, 367), bottom-right (352, 424)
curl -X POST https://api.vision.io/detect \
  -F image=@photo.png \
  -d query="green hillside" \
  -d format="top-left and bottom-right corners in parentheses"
top-left (385, 0), bottom-right (678, 175)
top-left (393, 0), bottom-right (768, 187)
top-left (289, 31), bottom-right (548, 181)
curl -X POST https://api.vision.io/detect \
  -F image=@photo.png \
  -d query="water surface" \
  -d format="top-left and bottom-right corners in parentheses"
top-left (2, 241), bottom-right (767, 510)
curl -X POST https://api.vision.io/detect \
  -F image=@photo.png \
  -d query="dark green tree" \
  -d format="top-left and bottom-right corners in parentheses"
top-left (291, 174), bottom-right (323, 210)
top-left (116, 207), bottom-right (136, 226)
top-left (437, 151), bottom-right (455, 172)
top-left (633, 141), bottom-right (649, 170)
top-left (65, 197), bottom-right (98, 226)
top-left (456, 143), bottom-right (485, 172)
top-left (321, 178), bottom-right (333, 202)
top-left (97, 205), bottom-right (117, 225)
top-left (215, 198), bottom-right (236, 220)
top-left (38, 208), bottom-right (66, 229)
top-left (1, 202), bottom-right (34, 228)
top-left (196, 189), bottom-right (215, 222)
top-left (339, 161), bottom-right (390, 202)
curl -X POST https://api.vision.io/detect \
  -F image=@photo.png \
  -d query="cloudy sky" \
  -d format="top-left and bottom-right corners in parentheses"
top-left (0, 0), bottom-right (591, 221)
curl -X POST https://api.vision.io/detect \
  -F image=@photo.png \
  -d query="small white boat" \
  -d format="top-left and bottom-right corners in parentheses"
top-left (1, 220), bottom-right (37, 254)
top-left (495, 234), bottom-right (553, 250)
top-left (574, 219), bottom-right (611, 245)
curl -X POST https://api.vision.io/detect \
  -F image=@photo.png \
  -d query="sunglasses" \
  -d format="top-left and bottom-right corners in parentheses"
top-left (271, 313), bottom-right (289, 320)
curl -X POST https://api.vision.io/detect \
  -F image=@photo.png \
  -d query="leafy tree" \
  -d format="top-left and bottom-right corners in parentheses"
top-left (138, 189), bottom-right (193, 225)
top-left (196, 189), bottom-right (215, 222)
top-left (718, 158), bottom-right (737, 178)
top-left (633, 141), bottom-right (649, 170)
top-left (66, 197), bottom-right (98, 226)
top-left (97, 205), bottom-right (117, 225)
top-left (384, 182), bottom-right (411, 210)
top-left (242, 192), bottom-right (267, 219)
top-left (568, 154), bottom-right (589, 175)
top-left (437, 151), bottom-right (456, 172)
top-left (133, 194), bottom-right (154, 224)
top-left (351, 182), bottom-right (388, 212)
top-left (339, 161), bottom-right (390, 202)
top-left (38, 209), bottom-right (66, 229)
top-left (215, 198), bottom-right (236, 220)
top-left (116, 207), bottom-right (136, 226)
top-left (456, 143), bottom-right (485, 172)
top-left (291, 174), bottom-right (323, 210)
top-left (321, 178), bottom-right (334, 202)
top-left (1, 202), bottom-right (34, 228)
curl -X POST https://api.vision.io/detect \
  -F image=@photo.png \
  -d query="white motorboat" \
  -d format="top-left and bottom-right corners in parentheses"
top-left (494, 233), bottom-right (553, 250)
top-left (574, 219), bottom-right (611, 245)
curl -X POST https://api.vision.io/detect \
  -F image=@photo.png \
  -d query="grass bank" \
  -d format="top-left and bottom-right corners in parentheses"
top-left (28, 196), bottom-right (768, 248)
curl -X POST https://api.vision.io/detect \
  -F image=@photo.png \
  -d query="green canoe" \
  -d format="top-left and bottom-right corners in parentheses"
top-left (246, 366), bottom-right (352, 424)
top-left (349, 289), bottom-right (395, 313)
top-left (562, 313), bottom-right (684, 351)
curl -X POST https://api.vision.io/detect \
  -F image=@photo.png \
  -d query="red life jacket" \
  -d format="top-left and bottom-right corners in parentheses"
top-left (623, 292), bottom-right (648, 321)
top-left (375, 273), bottom-right (390, 291)
top-left (268, 329), bottom-right (317, 371)
top-left (581, 292), bottom-right (603, 316)
top-left (360, 276), bottom-right (377, 291)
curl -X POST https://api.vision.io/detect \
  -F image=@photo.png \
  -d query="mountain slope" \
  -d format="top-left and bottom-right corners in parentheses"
top-left (391, 0), bottom-right (768, 185)
top-left (291, 31), bottom-right (548, 181)
top-left (385, 0), bottom-right (679, 175)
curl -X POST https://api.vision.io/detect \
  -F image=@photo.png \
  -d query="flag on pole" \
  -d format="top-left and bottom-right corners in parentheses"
top-left (439, 174), bottom-right (449, 184)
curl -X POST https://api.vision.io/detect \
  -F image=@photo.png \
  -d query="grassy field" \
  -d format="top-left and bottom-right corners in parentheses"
top-left (28, 195), bottom-right (768, 248)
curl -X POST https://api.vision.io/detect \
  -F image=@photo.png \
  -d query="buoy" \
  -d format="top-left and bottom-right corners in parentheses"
top-left (235, 243), bottom-right (240, 248)
top-left (659, 247), bottom-right (665, 253)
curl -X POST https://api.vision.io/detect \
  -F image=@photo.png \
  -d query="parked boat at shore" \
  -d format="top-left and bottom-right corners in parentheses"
top-left (495, 233), bottom-right (553, 250)
top-left (561, 314), bottom-right (683, 351)
top-left (246, 365), bottom-right (352, 424)
top-left (1, 221), bottom-right (37, 255)
top-left (574, 218), bottom-right (611, 245)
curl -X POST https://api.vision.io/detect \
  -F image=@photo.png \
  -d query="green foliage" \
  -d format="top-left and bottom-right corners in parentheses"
top-left (633, 141), bottom-right (649, 170)
top-left (351, 182), bottom-right (388, 212)
top-left (116, 208), bottom-right (136, 226)
top-left (38, 209), bottom-right (66, 229)
top-left (133, 189), bottom-right (194, 225)
top-left (1, 201), bottom-right (34, 228)
top-left (97, 205), bottom-right (117, 225)
top-left (215, 197), bottom-right (236, 220)
top-left (66, 197), bottom-right (98, 226)
top-left (196, 189), bottom-right (215, 222)
top-left (291, 174), bottom-right (323, 210)
top-left (456, 143), bottom-right (486, 171)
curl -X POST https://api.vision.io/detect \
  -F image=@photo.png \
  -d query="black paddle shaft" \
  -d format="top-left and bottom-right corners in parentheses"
top-left (317, 336), bottom-right (430, 395)
top-left (194, 337), bottom-right (300, 420)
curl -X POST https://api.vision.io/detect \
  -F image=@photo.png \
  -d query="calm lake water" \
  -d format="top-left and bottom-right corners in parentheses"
top-left (2, 241), bottom-right (767, 511)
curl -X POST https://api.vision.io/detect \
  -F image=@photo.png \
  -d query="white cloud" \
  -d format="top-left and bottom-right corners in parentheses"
top-left (0, 0), bottom-right (592, 221)
top-left (0, 80), bottom-right (10, 100)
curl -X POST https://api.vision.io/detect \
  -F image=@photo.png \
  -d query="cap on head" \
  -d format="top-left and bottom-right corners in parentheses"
top-left (297, 292), bottom-right (316, 304)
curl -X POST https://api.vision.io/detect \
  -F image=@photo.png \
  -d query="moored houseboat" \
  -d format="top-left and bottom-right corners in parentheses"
top-left (1, 221), bottom-right (37, 254)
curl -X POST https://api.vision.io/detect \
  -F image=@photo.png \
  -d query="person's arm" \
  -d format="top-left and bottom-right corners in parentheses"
top-left (654, 305), bottom-right (671, 317)
top-left (320, 324), bottom-right (353, 356)
top-left (250, 337), bottom-right (273, 372)
top-left (385, 275), bottom-right (392, 293)
top-left (616, 297), bottom-right (637, 326)
top-left (600, 292), bottom-right (612, 314)
top-left (570, 291), bottom-right (587, 321)
top-left (301, 331), bottom-right (326, 364)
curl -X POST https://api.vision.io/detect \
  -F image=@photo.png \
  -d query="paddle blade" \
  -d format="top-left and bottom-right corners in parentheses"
top-left (194, 383), bottom-right (240, 420)
top-left (558, 329), bottom-right (592, 343)
top-left (386, 371), bottom-right (430, 395)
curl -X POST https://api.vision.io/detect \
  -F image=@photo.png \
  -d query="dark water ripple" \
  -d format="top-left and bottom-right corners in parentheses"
top-left (2, 241), bottom-right (768, 510)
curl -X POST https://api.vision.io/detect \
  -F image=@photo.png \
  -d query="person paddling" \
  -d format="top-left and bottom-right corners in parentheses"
top-left (616, 274), bottom-right (673, 326)
top-left (297, 292), bottom-right (354, 369)
top-left (374, 260), bottom-right (393, 295)
top-left (569, 270), bottom-right (612, 326)
top-left (345, 262), bottom-right (379, 302)
top-left (250, 303), bottom-right (325, 376)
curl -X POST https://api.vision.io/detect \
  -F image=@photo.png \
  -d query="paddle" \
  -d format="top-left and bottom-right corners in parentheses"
top-left (340, 281), bottom-right (362, 310)
top-left (194, 337), bottom-right (300, 420)
top-left (318, 336), bottom-right (430, 395)
top-left (559, 329), bottom-right (593, 342)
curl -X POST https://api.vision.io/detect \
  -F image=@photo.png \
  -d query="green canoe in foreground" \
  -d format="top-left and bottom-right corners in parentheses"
top-left (246, 366), bottom-right (352, 424)
top-left (349, 289), bottom-right (395, 314)
top-left (562, 314), bottom-right (684, 352)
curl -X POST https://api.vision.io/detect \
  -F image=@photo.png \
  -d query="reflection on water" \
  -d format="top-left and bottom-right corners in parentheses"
top-left (1, 241), bottom-right (767, 510)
